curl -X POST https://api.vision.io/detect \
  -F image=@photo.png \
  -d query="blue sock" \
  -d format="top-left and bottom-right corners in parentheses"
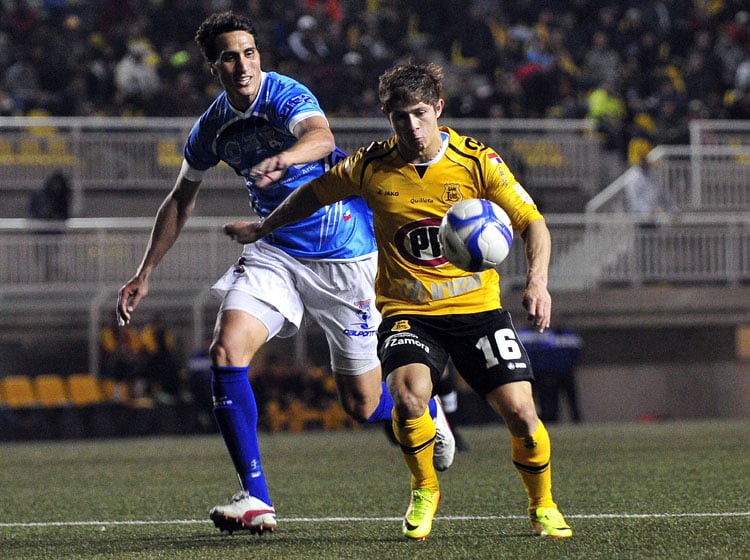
top-left (366, 381), bottom-right (394, 423)
top-left (211, 365), bottom-right (271, 505)
top-left (365, 382), bottom-right (438, 422)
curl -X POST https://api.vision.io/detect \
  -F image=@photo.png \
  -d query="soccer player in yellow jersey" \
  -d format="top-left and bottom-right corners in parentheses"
top-left (223, 62), bottom-right (572, 540)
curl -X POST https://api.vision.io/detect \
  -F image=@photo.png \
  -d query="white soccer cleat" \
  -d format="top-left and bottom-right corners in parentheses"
top-left (209, 490), bottom-right (277, 535)
top-left (432, 396), bottom-right (456, 471)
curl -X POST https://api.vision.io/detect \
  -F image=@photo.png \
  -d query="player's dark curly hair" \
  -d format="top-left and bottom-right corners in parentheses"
top-left (195, 11), bottom-right (258, 63)
top-left (378, 62), bottom-right (443, 113)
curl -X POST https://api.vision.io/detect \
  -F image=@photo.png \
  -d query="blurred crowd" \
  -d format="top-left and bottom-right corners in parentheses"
top-left (99, 316), bottom-right (349, 432)
top-left (1, 0), bottom-right (749, 163)
top-left (99, 314), bottom-right (184, 404)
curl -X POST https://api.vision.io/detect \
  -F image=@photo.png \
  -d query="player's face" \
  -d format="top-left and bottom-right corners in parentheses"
top-left (386, 99), bottom-right (444, 163)
top-left (210, 30), bottom-right (262, 111)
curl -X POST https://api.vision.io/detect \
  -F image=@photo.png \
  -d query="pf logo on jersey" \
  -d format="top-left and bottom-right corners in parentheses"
top-left (393, 218), bottom-right (445, 266)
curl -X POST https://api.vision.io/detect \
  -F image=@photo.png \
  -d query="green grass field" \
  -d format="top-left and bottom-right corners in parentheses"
top-left (1, 419), bottom-right (748, 559)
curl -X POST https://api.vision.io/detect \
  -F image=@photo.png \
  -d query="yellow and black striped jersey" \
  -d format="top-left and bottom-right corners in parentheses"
top-left (312, 126), bottom-right (544, 318)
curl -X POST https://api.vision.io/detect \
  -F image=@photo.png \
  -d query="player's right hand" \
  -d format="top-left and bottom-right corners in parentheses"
top-left (116, 276), bottom-right (148, 326)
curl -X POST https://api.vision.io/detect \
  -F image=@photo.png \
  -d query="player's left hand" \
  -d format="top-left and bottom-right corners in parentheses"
top-left (223, 220), bottom-right (264, 244)
top-left (249, 158), bottom-right (287, 188)
top-left (522, 281), bottom-right (551, 332)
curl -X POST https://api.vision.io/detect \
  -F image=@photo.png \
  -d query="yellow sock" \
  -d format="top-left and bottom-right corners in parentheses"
top-left (511, 420), bottom-right (557, 514)
top-left (392, 408), bottom-right (439, 492)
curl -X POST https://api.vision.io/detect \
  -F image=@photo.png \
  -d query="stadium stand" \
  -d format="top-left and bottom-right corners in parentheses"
top-left (0, 374), bottom-right (50, 439)
top-left (33, 373), bottom-right (69, 407)
top-left (66, 372), bottom-right (105, 406)
top-left (64, 373), bottom-right (119, 437)
top-left (0, 374), bottom-right (37, 408)
top-left (1, 2), bottom-right (748, 436)
top-left (1, 2), bottom-right (748, 141)
top-left (32, 374), bottom-right (87, 439)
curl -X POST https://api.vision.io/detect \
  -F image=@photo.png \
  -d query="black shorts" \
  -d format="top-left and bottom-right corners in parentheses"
top-left (377, 310), bottom-right (534, 398)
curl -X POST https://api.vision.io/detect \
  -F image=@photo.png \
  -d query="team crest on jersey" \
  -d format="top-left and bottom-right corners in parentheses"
top-left (442, 184), bottom-right (462, 204)
top-left (259, 127), bottom-right (283, 151)
top-left (391, 319), bottom-right (411, 332)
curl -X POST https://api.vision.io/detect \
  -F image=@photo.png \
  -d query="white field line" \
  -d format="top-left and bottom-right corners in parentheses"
top-left (1, 511), bottom-right (749, 528)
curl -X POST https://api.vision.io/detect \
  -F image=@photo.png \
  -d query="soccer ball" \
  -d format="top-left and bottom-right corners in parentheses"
top-left (438, 199), bottom-right (513, 272)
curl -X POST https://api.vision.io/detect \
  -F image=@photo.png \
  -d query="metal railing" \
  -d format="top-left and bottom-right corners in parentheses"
top-left (0, 116), bottom-right (602, 215)
top-left (2, 213), bottom-right (747, 373)
top-left (4, 117), bottom-right (747, 212)
top-left (2, 213), bottom-right (747, 293)
top-left (2, 117), bottom-right (749, 375)
top-left (587, 120), bottom-right (750, 213)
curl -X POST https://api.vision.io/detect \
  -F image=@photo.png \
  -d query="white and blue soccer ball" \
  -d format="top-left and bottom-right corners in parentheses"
top-left (438, 198), bottom-right (514, 272)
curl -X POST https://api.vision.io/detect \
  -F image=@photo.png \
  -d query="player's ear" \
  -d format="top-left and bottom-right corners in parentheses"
top-left (435, 98), bottom-right (445, 118)
top-left (209, 63), bottom-right (217, 76)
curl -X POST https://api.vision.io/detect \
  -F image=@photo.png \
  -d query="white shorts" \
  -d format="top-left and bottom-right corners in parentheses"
top-left (211, 241), bottom-right (380, 376)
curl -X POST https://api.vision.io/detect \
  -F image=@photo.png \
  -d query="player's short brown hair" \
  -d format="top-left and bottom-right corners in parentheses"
top-left (378, 63), bottom-right (444, 113)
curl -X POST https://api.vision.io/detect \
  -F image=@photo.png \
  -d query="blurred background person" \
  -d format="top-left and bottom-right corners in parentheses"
top-left (624, 148), bottom-right (676, 222)
top-left (28, 170), bottom-right (71, 280)
top-left (519, 320), bottom-right (584, 424)
top-left (29, 170), bottom-right (70, 221)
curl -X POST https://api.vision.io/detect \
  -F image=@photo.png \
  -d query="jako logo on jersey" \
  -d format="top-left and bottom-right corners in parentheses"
top-left (393, 218), bottom-right (445, 266)
top-left (376, 186), bottom-right (400, 197)
top-left (442, 184), bottom-right (462, 204)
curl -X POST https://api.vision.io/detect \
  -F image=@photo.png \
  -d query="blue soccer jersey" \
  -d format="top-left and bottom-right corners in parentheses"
top-left (183, 71), bottom-right (375, 260)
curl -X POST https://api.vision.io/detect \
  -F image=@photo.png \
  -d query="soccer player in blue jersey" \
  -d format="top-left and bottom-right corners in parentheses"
top-left (115, 12), bottom-right (453, 536)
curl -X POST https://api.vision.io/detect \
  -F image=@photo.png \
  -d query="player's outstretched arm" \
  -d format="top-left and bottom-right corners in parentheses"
top-left (116, 172), bottom-right (201, 326)
top-left (224, 180), bottom-right (325, 244)
top-left (249, 116), bottom-right (335, 188)
top-left (521, 219), bottom-right (552, 332)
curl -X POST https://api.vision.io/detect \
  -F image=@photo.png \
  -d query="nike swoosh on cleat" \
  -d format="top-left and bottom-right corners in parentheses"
top-left (403, 520), bottom-right (419, 531)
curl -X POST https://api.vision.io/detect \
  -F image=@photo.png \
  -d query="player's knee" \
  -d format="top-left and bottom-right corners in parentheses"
top-left (487, 393), bottom-right (538, 436)
top-left (503, 403), bottom-right (539, 436)
top-left (341, 399), bottom-right (371, 423)
top-left (393, 390), bottom-right (429, 419)
top-left (209, 339), bottom-right (250, 367)
top-left (337, 387), bottom-right (380, 422)
top-left (333, 363), bottom-right (382, 422)
top-left (208, 340), bottom-right (226, 365)
top-left (388, 374), bottom-right (432, 419)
